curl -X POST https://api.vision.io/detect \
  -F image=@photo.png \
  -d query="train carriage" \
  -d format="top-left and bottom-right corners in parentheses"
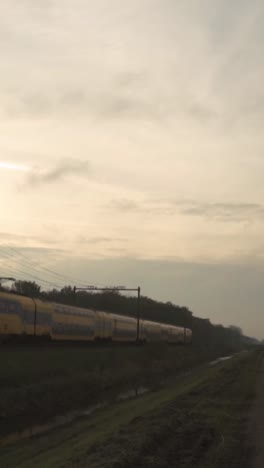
top-left (34, 298), bottom-right (53, 338)
top-left (184, 328), bottom-right (192, 344)
top-left (142, 320), bottom-right (163, 342)
top-left (51, 303), bottom-right (96, 341)
top-left (167, 325), bottom-right (184, 344)
top-left (0, 291), bottom-right (35, 339)
top-left (0, 291), bottom-right (192, 345)
top-left (111, 314), bottom-right (137, 342)
top-left (94, 310), bottom-right (113, 341)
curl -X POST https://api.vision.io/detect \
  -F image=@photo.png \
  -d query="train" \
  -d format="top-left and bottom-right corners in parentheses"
top-left (0, 291), bottom-right (192, 344)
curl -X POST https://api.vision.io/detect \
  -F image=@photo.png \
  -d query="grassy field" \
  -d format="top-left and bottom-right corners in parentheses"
top-left (0, 342), bottom-right (240, 438)
top-left (0, 348), bottom-right (261, 467)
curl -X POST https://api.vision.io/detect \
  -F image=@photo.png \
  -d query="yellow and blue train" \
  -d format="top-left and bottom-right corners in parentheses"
top-left (0, 291), bottom-right (192, 344)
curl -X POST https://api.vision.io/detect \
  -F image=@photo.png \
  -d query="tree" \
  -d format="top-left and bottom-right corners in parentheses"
top-left (229, 325), bottom-right (242, 336)
top-left (13, 280), bottom-right (41, 297)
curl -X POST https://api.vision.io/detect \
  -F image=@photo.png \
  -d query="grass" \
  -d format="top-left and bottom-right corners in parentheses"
top-left (0, 349), bottom-right (261, 467)
top-left (74, 350), bottom-right (260, 468)
top-left (0, 342), bottom-right (242, 437)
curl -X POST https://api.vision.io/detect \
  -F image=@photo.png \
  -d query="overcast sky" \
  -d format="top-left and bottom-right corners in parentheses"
top-left (1, 0), bottom-right (264, 338)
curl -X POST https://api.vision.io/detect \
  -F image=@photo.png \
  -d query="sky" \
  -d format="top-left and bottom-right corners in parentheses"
top-left (0, 0), bottom-right (264, 338)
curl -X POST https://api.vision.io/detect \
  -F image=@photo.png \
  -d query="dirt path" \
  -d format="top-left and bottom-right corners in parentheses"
top-left (248, 355), bottom-right (264, 467)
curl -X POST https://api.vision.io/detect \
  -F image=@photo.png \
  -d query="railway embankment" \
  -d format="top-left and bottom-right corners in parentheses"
top-left (0, 343), bottom-right (248, 439)
top-left (0, 347), bottom-right (261, 467)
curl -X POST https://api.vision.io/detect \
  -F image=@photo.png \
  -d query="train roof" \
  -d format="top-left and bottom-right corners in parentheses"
top-left (0, 290), bottom-right (192, 331)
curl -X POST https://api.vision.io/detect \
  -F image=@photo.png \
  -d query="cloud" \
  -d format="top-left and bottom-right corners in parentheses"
top-left (0, 245), bottom-right (64, 254)
top-left (0, 232), bottom-right (60, 247)
top-left (116, 71), bottom-right (146, 88)
top-left (180, 201), bottom-right (264, 222)
top-left (2, 63), bottom-right (218, 124)
top-left (21, 159), bottom-right (90, 188)
top-left (110, 197), bottom-right (264, 222)
top-left (4, 88), bottom-right (169, 122)
top-left (0, 232), bottom-right (38, 243)
top-left (0, 239), bottom-right (66, 255)
top-left (186, 101), bottom-right (218, 121)
top-left (0, 0), bottom-right (263, 132)
top-left (77, 236), bottom-right (127, 245)
top-left (111, 199), bottom-right (141, 212)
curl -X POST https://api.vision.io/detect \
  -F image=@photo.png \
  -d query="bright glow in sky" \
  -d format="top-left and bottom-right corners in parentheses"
top-left (0, 162), bottom-right (29, 171)
top-left (1, 0), bottom-right (264, 338)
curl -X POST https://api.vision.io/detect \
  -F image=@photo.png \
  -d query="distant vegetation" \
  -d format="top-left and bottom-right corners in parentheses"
top-left (7, 280), bottom-right (259, 350)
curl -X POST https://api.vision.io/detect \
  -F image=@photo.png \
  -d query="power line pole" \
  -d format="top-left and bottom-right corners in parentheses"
top-left (137, 286), bottom-right (141, 342)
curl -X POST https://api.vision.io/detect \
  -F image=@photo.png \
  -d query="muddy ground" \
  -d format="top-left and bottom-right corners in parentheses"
top-left (0, 348), bottom-right (262, 468)
top-left (248, 353), bottom-right (264, 468)
top-left (0, 343), bottom-right (240, 438)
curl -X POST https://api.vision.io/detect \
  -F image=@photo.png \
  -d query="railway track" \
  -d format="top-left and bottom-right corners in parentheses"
top-left (0, 340), bottom-right (146, 350)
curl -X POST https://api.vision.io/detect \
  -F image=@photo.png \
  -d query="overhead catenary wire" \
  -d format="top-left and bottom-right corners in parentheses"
top-left (1, 263), bottom-right (63, 289)
top-left (6, 245), bottom-right (88, 287)
top-left (0, 244), bottom-right (109, 291)
top-left (0, 247), bottom-right (64, 289)
top-left (0, 245), bottom-right (84, 288)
